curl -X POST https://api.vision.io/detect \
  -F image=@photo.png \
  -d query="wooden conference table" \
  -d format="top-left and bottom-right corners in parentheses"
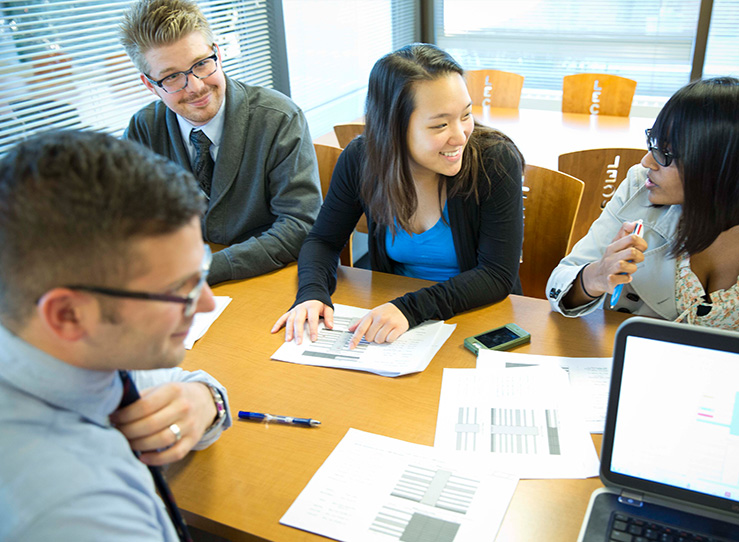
top-left (315, 107), bottom-right (655, 170)
top-left (168, 264), bottom-right (631, 541)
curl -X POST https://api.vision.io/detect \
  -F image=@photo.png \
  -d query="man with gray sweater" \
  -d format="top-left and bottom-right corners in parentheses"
top-left (120, 0), bottom-right (321, 285)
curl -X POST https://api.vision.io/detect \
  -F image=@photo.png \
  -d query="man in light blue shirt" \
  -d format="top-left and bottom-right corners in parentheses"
top-left (0, 131), bottom-right (232, 541)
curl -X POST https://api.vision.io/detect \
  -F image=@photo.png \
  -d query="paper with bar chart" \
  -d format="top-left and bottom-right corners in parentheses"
top-left (475, 349), bottom-right (613, 433)
top-left (434, 366), bottom-right (599, 479)
top-left (271, 304), bottom-right (455, 377)
top-left (280, 428), bottom-right (518, 542)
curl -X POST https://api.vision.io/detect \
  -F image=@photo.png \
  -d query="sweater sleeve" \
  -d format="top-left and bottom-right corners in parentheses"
top-left (208, 107), bottom-right (322, 284)
top-left (292, 140), bottom-right (366, 308)
top-left (390, 141), bottom-right (524, 327)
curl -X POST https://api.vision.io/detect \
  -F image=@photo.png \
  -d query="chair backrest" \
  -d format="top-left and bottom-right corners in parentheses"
top-left (313, 143), bottom-right (342, 198)
top-left (520, 165), bottom-right (584, 299)
top-left (562, 73), bottom-right (637, 117)
top-left (333, 123), bottom-right (365, 149)
top-left (465, 69), bottom-right (525, 109)
top-left (313, 143), bottom-right (353, 266)
top-left (313, 143), bottom-right (370, 264)
top-left (558, 148), bottom-right (645, 252)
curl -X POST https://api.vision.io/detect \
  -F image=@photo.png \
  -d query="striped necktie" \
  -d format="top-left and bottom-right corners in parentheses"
top-left (189, 129), bottom-right (214, 197)
top-left (118, 370), bottom-right (193, 542)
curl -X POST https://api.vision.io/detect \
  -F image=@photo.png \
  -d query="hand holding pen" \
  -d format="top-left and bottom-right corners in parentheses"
top-left (610, 220), bottom-right (645, 308)
top-left (571, 221), bottom-right (647, 308)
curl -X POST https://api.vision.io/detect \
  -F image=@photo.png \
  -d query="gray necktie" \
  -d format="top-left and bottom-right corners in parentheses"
top-left (189, 129), bottom-right (214, 197)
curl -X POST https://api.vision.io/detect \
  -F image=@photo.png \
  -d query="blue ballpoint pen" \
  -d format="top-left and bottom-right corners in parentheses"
top-left (238, 411), bottom-right (321, 427)
top-left (610, 219), bottom-right (644, 308)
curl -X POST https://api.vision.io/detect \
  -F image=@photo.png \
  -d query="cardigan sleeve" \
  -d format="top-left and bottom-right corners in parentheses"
top-left (292, 140), bottom-right (366, 308)
top-left (389, 141), bottom-right (524, 327)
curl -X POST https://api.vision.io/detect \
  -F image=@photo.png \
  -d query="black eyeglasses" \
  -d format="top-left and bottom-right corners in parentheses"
top-left (65, 245), bottom-right (211, 317)
top-left (645, 129), bottom-right (675, 167)
top-left (145, 46), bottom-right (219, 94)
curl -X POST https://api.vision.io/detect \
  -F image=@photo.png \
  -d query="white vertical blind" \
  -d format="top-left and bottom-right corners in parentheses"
top-left (282, 0), bottom-right (419, 139)
top-left (0, 0), bottom-right (280, 157)
top-left (434, 0), bottom-right (701, 101)
top-left (703, 0), bottom-right (739, 79)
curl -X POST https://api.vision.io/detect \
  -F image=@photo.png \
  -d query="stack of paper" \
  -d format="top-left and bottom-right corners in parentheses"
top-left (271, 304), bottom-right (455, 377)
top-left (434, 364), bottom-right (600, 479)
top-left (281, 428), bottom-right (519, 542)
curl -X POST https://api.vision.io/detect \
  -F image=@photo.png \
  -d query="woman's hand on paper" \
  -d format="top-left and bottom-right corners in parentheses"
top-left (271, 300), bottom-right (333, 344)
top-left (347, 303), bottom-right (409, 349)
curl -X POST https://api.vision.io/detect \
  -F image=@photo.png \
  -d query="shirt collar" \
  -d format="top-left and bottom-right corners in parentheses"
top-left (0, 323), bottom-right (122, 427)
top-left (176, 91), bottom-right (227, 154)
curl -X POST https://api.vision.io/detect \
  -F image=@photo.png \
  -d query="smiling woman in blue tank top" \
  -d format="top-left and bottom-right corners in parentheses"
top-left (273, 43), bottom-right (525, 348)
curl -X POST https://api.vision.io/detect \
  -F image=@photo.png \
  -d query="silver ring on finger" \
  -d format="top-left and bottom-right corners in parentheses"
top-left (169, 423), bottom-right (182, 443)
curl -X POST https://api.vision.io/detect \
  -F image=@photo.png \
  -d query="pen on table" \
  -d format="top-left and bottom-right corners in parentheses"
top-left (610, 219), bottom-right (644, 308)
top-left (238, 411), bottom-right (321, 427)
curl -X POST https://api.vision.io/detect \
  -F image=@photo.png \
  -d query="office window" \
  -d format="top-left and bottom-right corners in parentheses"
top-left (434, 0), bottom-right (700, 105)
top-left (283, 0), bottom-right (419, 140)
top-left (703, 0), bottom-right (739, 79)
top-left (0, 0), bottom-right (286, 158)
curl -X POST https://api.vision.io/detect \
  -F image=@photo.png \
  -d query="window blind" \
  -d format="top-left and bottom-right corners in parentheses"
top-left (703, 0), bottom-right (739, 79)
top-left (0, 0), bottom-right (283, 158)
top-left (433, 0), bottom-right (701, 102)
top-left (282, 0), bottom-right (419, 140)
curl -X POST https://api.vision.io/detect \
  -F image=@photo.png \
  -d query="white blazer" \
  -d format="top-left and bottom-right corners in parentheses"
top-left (546, 165), bottom-right (683, 319)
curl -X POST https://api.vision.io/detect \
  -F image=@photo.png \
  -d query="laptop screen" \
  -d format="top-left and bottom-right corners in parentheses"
top-left (602, 319), bottom-right (739, 514)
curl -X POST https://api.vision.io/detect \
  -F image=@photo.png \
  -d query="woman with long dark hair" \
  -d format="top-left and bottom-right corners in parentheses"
top-left (273, 43), bottom-right (524, 346)
top-left (548, 77), bottom-right (739, 329)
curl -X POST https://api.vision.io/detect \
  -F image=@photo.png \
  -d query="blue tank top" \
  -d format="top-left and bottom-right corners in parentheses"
top-left (385, 204), bottom-right (460, 282)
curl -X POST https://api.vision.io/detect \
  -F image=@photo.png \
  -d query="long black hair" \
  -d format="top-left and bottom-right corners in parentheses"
top-left (650, 77), bottom-right (739, 256)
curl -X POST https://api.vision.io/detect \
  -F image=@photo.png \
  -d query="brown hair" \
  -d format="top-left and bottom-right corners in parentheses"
top-left (0, 130), bottom-right (205, 328)
top-left (120, 0), bottom-right (215, 74)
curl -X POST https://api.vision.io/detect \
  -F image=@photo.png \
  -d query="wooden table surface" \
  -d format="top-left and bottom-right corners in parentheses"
top-left (473, 106), bottom-right (654, 170)
top-left (314, 107), bottom-right (655, 171)
top-left (168, 264), bottom-right (631, 541)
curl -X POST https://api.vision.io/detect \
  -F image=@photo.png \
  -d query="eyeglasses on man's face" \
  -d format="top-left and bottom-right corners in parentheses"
top-left (65, 245), bottom-right (212, 317)
top-left (145, 46), bottom-right (219, 94)
top-left (645, 129), bottom-right (675, 167)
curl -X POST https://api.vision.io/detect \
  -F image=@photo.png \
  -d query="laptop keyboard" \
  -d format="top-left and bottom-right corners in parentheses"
top-left (609, 513), bottom-right (734, 542)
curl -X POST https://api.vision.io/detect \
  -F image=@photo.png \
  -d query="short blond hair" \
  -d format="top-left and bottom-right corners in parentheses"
top-left (120, 0), bottom-right (215, 74)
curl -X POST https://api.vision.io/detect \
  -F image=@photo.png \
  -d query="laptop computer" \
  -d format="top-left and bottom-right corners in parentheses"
top-left (578, 317), bottom-right (739, 542)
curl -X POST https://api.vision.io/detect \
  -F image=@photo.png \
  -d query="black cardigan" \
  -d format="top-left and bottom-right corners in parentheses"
top-left (293, 137), bottom-right (524, 328)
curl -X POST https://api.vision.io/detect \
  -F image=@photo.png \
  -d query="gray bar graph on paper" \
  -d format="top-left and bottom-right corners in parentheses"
top-left (490, 408), bottom-right (560, 455)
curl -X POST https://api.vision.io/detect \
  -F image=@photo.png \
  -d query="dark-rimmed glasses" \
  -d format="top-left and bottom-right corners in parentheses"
top-left (144, 46), bottom-right (219, 94)
top-left (65, 245), bottom-right (211, 317)
top-left (645, 129), bottom-right (675, 167)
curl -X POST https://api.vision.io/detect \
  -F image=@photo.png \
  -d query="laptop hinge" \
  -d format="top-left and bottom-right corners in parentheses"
top-left (618, 490), bottom-right (644, 507)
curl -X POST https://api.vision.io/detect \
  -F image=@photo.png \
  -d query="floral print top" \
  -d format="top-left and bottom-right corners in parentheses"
top-left (675, 253), bottom-right (739, 330)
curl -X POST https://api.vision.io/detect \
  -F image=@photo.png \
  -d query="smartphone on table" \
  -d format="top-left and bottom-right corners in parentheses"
top-left (463, 323), bottom-right (531, 355)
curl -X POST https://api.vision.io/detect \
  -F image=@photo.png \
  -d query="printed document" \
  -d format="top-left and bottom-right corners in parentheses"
top-left (434, 365), bottom-right (599, 479)
top-left (281, 428), bottom-right (518, 542)
top-left (271, 304), bottom-right (455, 377)
top-left (476, 350), bottom-right (613, 433)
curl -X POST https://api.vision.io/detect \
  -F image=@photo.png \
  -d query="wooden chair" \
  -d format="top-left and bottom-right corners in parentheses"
top-left (519, 165), bottom-right (584, 299)
top-left (562, 73), bottom-right (637, 116)
top-left (333, 123), bottom-right (365, 149)
top-left (558, 148), bottom-right (645, 252)
top-left (313, 143), bottom-right (369, 266)
top-left (465, 69), bottom-right (525, 109)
